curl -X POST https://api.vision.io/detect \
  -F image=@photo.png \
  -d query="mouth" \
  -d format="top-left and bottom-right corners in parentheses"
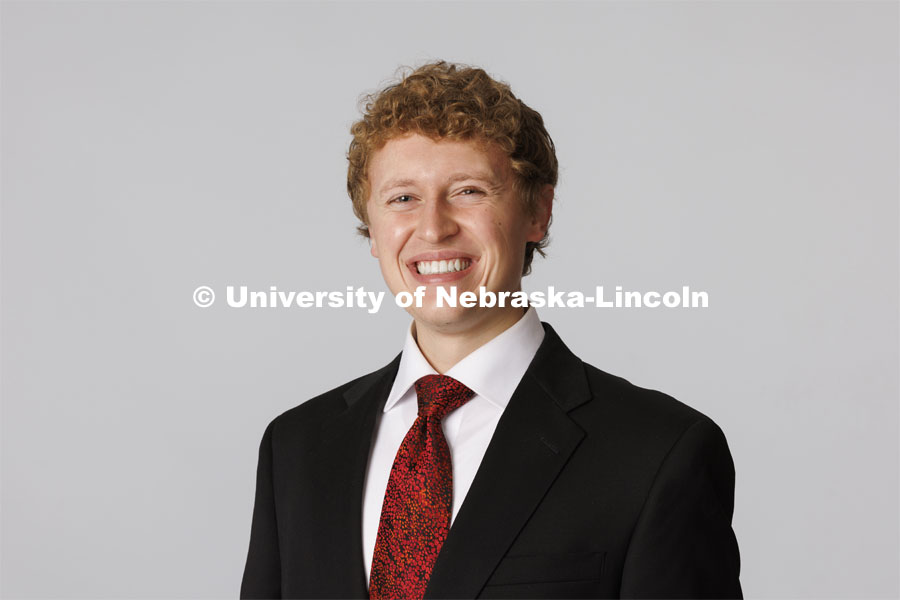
top-left (406, 252), bottom-right (477, 283)
top-left (414, 258), bottom-right (471, 275)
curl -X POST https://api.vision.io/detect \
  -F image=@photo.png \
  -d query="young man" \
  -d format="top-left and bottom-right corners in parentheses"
top-left (241, 61), bottom-right (742, 599)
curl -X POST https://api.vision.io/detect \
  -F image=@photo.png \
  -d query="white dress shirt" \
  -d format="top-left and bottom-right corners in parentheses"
top-left (361, 307), bottom-right (545, 583)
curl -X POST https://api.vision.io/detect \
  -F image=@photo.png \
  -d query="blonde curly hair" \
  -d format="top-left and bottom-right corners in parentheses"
top-left (346, 60), bottom-right (558, 275)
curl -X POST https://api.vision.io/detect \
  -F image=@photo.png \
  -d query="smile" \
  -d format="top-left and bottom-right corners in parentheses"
top-left (415, 258), bottom-right (471, 275)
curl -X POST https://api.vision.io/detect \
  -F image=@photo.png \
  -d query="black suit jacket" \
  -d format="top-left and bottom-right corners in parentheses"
top-left (241, 323), bottom-right (742, 599)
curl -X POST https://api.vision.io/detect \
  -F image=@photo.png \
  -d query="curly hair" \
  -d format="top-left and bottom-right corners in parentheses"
top-left (346, 60), bottom-right (558, 275)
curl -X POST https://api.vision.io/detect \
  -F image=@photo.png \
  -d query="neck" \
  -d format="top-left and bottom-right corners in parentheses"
top-left (414, 307), bottom-right (527, 373)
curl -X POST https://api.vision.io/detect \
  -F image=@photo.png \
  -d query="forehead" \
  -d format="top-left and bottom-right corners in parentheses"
top-left (367, 134), bottom-right (511, 191)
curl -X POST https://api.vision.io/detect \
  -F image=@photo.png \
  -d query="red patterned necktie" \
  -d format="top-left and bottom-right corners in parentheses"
top-left (369, 374), bottom-right (476, 600)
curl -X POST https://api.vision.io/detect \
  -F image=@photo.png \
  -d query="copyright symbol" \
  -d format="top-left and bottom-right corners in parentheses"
top-left (193, 286), bottom-right (215, 308)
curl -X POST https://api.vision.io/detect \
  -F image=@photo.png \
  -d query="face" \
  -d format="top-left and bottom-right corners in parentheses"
top-left (366, 133), bottom-right (551, 338)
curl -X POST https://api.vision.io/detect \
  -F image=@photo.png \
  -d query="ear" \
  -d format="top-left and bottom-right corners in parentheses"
top-left (369, 236), bottom-right (379, 259)
top-left (526, 184), bottom-right (554, 242)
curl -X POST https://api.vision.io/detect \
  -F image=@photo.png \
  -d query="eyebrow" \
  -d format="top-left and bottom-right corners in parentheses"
top-left (378, 178), bottom-right (417, 194)
top-left (378, 172), bottom-right (501, 195)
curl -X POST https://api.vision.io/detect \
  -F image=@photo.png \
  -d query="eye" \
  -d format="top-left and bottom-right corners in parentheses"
top-left (459, 188), bottom-right (484, 196)
top-left (389, 194), bottom-right (413, 204)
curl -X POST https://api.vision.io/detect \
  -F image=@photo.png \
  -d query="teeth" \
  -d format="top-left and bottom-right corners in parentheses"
top-left (416, 258), bottom-right (470, 275)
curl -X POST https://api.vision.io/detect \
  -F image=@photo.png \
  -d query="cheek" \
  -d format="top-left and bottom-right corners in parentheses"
top-left (489, 219), bottom-right (523, 252)
top-left (370, 218), bottom-right (413, 262)
top-left (467, 209), bottom-right (511, 245)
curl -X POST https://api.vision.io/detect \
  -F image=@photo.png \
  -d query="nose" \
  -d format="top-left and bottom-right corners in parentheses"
top-left (416, 198), bottom-right (459, 243)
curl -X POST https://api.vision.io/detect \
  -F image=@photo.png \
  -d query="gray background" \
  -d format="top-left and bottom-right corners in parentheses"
top-left (2, 1), bottom-right (898, 598)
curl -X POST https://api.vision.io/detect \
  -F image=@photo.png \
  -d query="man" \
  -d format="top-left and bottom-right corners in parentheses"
top-left (241, 61), bottom-right (742, 599)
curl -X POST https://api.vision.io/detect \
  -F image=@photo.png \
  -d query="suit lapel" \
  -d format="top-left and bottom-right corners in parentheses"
top-left (425, 323), bottom-right (592, 599)
top-left (313, 355), bottom-right (400, 599)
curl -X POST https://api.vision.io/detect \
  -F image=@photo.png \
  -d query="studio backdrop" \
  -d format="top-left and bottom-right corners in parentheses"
top-left (2, 1), bottom-right (898, 598)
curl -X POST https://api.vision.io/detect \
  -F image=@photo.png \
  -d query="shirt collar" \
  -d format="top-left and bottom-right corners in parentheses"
top-left (383, 307), bottom-right (545, 413)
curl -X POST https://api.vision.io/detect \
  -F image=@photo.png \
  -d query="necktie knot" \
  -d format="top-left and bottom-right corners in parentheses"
top-left (414, 374), bottom-right (475, 420)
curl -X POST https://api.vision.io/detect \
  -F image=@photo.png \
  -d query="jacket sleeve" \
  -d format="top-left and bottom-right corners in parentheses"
top-left (619, 417), bottom-right (743, 599)
top-left (240, 419), bottom-right (282, 599)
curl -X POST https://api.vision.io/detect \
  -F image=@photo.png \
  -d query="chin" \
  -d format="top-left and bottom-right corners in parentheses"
top-left (409, 305), bottom-right (478, 333)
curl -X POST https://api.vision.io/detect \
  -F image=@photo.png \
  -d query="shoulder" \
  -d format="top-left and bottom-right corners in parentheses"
top-left (264, 354), bottom-right (400, 441)
top-left (533, 322), bottom-right (730, 452)
top-left (582, 361), bottom-right (711, 425)
top-left (573, 360), bottom-right (732, 465)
